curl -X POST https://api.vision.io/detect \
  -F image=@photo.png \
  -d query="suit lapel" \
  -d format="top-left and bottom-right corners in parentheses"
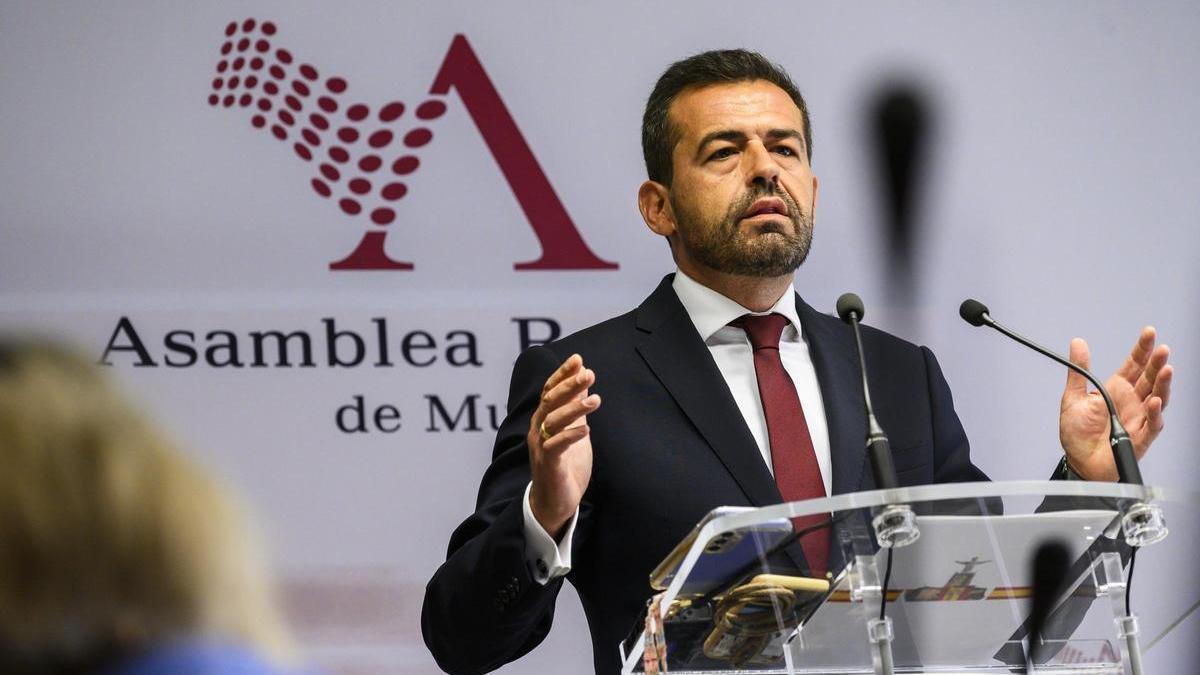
top-left (632, 278), bottom-right (867, 577)
top-left (795, 296), bottom-right (871, 576)
top-left (634, 277), bottom-right (783, 508)
top-left (796, 295), bottom-right (870, 495)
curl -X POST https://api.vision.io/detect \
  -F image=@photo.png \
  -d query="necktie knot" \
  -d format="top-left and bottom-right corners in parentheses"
top-left (732, 313), bottom-right (790, 351)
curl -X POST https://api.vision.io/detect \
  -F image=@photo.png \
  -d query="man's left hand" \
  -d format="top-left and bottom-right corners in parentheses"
top-left (1059, 327), bottom-right (1172, 481)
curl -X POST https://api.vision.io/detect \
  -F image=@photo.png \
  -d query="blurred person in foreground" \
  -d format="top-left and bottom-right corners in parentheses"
top-left (0, 339), bottom-right (308, 675)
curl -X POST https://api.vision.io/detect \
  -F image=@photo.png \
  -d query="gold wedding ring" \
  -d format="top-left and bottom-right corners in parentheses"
top-left (539, 421), bottom-right (552, 441)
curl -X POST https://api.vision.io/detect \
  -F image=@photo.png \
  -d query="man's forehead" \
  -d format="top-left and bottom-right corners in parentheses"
top-left (669, 80), bottom-right (804, 141)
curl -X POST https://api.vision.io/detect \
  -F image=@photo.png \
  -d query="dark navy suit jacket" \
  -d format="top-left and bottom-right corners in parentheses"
top-left (422, 276), bottom-right (990, 674)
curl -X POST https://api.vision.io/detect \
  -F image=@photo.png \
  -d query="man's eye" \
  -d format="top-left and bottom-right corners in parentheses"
top-left (709, 148), bottom-right (736, 161)
top-left (773, 146), bottom-right (797, 157)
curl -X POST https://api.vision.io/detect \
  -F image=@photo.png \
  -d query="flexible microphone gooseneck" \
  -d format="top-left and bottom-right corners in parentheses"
top-left (958, 298), bottom-right (1143, 485)
top-left (836, 293), bottom-right (899, 491)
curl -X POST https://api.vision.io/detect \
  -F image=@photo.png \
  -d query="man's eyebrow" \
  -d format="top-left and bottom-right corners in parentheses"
top-left (766, 128), bottom-right (806, 150)
top-left (695, 128), bottom-right (807, 156)
top-left (696, 129), bottom-right (748, 152)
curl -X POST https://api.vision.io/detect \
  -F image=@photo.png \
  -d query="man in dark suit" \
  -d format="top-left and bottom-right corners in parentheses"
top-left (422, 50), bottom-right (1172, 675)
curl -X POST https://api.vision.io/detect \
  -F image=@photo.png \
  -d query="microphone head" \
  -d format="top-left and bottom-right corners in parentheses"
top-left (959, 298), bottom-right (991, 327)
top-left (836, 293), bottom-right (865, 323)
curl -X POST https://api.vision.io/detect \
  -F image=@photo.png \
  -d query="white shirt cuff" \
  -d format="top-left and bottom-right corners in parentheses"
top-left (521, 481), bottom-right (577, 584)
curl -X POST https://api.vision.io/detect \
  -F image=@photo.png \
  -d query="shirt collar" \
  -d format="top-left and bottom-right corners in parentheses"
top-left (672, 268), bottom-right (803, 342)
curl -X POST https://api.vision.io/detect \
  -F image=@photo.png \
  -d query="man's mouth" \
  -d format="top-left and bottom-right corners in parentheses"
top-left (741, 197), bottom-right (789, 220)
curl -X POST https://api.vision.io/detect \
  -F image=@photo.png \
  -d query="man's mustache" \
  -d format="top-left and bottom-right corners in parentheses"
top-left (727, 185), bottom-right (804, 225)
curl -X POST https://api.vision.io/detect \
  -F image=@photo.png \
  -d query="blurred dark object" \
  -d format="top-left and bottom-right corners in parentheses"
top-left (869, 82), bottom-right (933, 302)
top-left (1028, 539), bottom-right (1071, 665)
top-left (0, 338), bottom-right (307, 675)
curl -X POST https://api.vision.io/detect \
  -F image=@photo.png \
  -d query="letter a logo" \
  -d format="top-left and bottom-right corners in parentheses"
top-left (209, 20), bottom-right (617, 271)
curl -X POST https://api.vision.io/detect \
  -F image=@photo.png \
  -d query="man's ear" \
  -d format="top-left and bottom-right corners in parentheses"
top-left (638, 180), bottom-right (676, 238)
top-left (810, 174), bottom-right (819, 216)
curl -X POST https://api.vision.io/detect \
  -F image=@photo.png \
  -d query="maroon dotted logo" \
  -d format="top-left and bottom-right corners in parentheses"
top-left (209, 19), bottom-right (616, 272)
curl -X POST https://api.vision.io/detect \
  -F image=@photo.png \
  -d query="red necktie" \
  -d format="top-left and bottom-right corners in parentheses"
top-left (732, 313), bottom-right (830, 577)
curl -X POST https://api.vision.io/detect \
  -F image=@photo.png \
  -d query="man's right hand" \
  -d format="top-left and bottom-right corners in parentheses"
top-left (528, 354), bottom-right (600, 541)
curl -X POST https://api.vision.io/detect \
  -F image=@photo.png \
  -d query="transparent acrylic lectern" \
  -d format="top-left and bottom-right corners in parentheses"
top-left (619, 481), bottom-right (1197, 674)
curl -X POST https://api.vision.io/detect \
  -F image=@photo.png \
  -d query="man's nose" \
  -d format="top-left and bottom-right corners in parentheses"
top-left (746, 143), bottom-right (780, 190)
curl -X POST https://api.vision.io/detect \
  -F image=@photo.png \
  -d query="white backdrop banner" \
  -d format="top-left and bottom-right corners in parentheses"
top-left (2, 2), bottom-right (1197, 673)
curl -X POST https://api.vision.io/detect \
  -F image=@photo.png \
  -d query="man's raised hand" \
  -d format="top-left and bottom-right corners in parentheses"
top-left (528, 354), bottom-right (601, 540)
top-left (1059, 327), bottom-right (1172, 481)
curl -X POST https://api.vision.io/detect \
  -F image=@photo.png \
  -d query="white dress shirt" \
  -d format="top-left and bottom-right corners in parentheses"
top-left (522, 269), bottom-right (832, 584)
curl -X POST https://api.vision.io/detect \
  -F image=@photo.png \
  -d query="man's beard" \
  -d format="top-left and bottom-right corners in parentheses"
top-left (670, 185), bottom-right (813, 277)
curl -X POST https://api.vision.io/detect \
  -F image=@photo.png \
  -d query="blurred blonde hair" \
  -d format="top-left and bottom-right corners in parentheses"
top-left (0, 339), bottom-right (294, 670)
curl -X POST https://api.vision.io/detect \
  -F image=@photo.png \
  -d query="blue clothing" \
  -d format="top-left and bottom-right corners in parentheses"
top-left (102, 643), bottom-right (312, 675)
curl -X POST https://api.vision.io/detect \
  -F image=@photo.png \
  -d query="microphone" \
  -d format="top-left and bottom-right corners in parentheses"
top-left (836, 293), bottom-right (899, 491)
top-left (870, 83), bottom-right (931, 289)
top-left (1027, 540), bottom-right (1071, 666)
top-left (957, 298), bottom-right (1143, 485)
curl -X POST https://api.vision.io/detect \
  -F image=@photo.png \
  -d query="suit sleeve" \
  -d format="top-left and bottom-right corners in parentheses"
top-left (921, 345), bottom-right (991, 484)
top-left (421, 345), bottom-right (568, 675)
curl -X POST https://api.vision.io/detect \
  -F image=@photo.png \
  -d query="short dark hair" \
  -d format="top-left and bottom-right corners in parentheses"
top-left (641, 49), bottom-right (812, 186)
